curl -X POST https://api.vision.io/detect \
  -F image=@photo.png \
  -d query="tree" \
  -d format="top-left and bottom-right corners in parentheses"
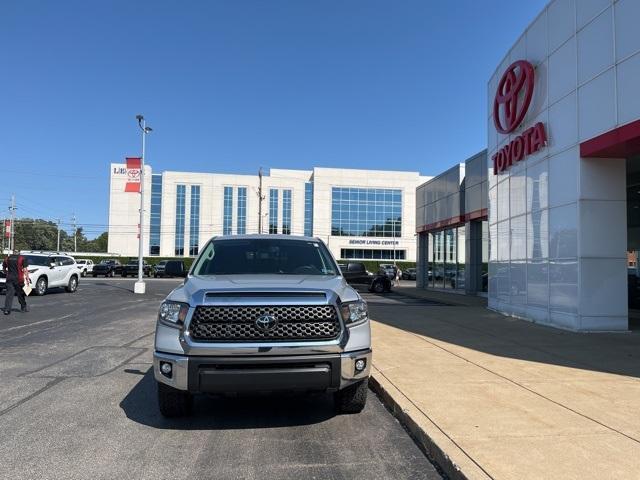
top-left (10, 219), bottom-right (108, 253)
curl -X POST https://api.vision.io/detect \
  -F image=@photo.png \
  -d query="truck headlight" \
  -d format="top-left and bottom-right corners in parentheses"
top-left (340, 300), bottom-right (368, 327)
top-left (158, 301), bottom-right (189, 327)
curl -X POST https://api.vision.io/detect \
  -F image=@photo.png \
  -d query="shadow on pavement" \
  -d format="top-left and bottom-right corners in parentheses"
top-left (369, 295), bottom-right (640, 380)
top-left (120, 368), bottom-right (337, 430)
top-left (91, 282), bottom-right (134, 293)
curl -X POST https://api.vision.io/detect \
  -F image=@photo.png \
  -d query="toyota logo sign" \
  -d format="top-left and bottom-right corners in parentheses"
top-left (493, 60), bottom-right (535, 134)
top-left (255, 314), bottom-right (278, 332)
top-left (491, 59), bottom-right (548, 175)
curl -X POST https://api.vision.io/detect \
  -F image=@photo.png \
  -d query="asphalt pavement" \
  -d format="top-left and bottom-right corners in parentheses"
top-left (0, 277), bottom-right (442, 480)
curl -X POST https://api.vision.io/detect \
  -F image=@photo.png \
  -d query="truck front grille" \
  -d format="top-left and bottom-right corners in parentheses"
top-left (190, 305), bottom-right (341, 342)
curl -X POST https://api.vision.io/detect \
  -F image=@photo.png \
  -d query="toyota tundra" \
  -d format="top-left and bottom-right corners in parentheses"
top-left (153, 235), bottom-right (372, 417)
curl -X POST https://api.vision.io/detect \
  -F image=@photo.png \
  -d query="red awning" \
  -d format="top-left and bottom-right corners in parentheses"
top-left (580, 119), bottom-right (640, 158)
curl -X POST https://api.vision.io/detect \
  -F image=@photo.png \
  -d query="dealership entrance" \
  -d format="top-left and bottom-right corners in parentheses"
top-left (627, 156), bottom-right (640, 322)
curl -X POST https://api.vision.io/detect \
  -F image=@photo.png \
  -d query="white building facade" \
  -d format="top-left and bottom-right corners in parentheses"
top-left (108, 166), bottom-right (429, 262)
top-left (487, 0), bottom-right (640, 331)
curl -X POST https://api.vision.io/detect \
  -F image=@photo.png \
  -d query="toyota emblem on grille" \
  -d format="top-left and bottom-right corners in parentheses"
top-left (255, 314), bottom-right (278, 331)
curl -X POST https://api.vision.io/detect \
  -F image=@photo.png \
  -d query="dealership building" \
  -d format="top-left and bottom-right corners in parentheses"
top-left (108, 166), bottom-right (429, 262)
top-left (417, 0), bottom-right (640, 331)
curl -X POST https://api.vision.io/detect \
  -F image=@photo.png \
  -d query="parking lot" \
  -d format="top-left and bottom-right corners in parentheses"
top-left (0, 278), bottom-right (441, 480)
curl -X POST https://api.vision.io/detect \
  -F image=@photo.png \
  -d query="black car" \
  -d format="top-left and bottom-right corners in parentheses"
top-left (92, 260), bottom-right (123, 277)
top-left (122, 261), bottom-right (152, 277)
top-left (402, 268), bottom-right (417, 280)
top-left (339, 262), bottom-right (391, 294)
top-left (153, 260), bottom-right (186, 278)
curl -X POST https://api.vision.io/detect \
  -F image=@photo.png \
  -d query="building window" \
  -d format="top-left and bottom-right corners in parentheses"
top-left (189, 185), bottom-right (200, 256)
top-left (282, 189), bottom-right (292, 235)
top-left (304, 182), bottom-right (313, 236)
top-left (237, 187), bottom-right (247, 234)
top-left (223, 186), bottom-right (233, 235)
top-left (427, 226), bottom-right (466, 290)
top-left (331, 187), bottom-right (402, 237)
top-left (340, 249), bottom-right (406, 260)
top-left (149, 174), bottom-right (162, 256)
top-left (175, 185), bottom-right (186, 256)
top-left (269, 189), bottom-right (278, 234)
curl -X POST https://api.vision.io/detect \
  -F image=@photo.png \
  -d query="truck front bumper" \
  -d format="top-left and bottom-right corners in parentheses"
top-left (153, 349), bottom-right (372, 393)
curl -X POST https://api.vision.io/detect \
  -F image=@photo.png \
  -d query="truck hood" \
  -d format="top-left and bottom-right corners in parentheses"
top-left (166, 274), bottom-right (360, 305)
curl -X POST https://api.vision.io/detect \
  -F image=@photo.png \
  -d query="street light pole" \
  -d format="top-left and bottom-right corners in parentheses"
top-left (134, 115), bottom-right (152, 295)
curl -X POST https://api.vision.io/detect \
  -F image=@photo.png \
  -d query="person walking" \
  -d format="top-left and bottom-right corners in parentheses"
top-left (394, 266), bottom-right (401, 287)
top-left (3, 249), bottom-right (29, 315)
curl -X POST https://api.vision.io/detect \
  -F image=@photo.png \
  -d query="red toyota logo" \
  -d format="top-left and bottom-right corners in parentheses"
top-left (493, 60), bottom-right (535, 134)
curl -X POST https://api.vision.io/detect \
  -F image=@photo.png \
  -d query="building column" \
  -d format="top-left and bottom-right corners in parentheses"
top-left (577, 157), bottom-right (627, 330)
top-left (416, 233), bottom-right (428, 289)
top-left (465, 220), bottom-right (483, 294)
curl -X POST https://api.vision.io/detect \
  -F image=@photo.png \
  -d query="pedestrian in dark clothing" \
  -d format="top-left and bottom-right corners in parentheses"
top-left (3, 249), bottom-right (29, 315)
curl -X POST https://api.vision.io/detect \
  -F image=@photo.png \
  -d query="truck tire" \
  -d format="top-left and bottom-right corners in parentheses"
top-left (334, 378), bottom-right (368, 414)
top-left (157, 382), bottom-right (193, 417)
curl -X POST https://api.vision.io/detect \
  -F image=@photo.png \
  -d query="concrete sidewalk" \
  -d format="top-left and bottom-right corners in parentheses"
top-left (368, 288), bottom-right (640, 480)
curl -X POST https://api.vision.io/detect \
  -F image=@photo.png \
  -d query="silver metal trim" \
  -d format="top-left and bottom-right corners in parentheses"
top-left (153, 351), bottom-right (189, 391)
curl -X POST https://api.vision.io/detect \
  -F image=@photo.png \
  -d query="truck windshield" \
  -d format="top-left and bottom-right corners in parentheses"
top-left (192, 238), bottom-right (338, 276)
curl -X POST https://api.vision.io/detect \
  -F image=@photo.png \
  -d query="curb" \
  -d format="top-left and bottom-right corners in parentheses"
top-left (369, 374), bottom-right (469, 480)
top-left (392, 288), bottom-right (487, 308)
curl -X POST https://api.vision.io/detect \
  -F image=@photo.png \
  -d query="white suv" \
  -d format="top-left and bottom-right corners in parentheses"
top-left (0, 253), bottom-right (80, 296)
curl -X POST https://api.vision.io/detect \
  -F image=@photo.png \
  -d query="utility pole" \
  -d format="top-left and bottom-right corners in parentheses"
top-left (134, 115), bottom-right (152, 295)
top-left (257, 167), bottom-right (264, 234)
top-left (72, 213), bottom-right (77, 252)
top-left (9, 195), bottom-right (16, 251)
top-left (56, 218), bottom-right (61, 251)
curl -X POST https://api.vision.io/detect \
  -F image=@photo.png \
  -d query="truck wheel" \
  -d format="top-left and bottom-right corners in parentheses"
top-left (66, 275), bottom-right (78, 293)
top-left (334, 378), bottom-right (368, 414)
top-left (157, 382), bottom-right (193, 417)
top-left (372, 280), bottom-right (385, 294)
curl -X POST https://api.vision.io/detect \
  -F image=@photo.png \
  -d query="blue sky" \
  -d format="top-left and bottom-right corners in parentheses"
top-left (1, 0), bottom-right (547, 238)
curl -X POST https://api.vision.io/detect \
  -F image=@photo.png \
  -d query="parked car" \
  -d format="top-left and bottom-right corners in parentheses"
top-left (75, 259), bottom-right (94, 277)
top-left (160, 260), bottom-right (186, 277)
top-left (339, 262), bottom-right (391, 294)
top-left (0, 252), bottom-right (79, 296)
top-left (153, 260), bottom-right (168, 278)
top-left (121, 261), bottom-right (152, 277)
top-left (154, 235), bottom-right (371, 417)
top-left (378, 263), bottom-right (400, 280)
top-left (92, 259), bottom-right (123, 277)
top-left (402, 268), bottom-right (417, 280)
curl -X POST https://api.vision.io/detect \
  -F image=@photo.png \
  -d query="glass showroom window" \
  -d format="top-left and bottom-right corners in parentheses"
top-left (282, 189), bottom-right (292, 235)
top-left (237, 187), bottom-right (247, 234)
top-left (223, 186), bottom-right (233, 235)
top-left (149, 174), bottom-right (162, 256)
top-left (269, 189), bottom-right (278, 234)
top-left (174, 185), bottom-right (186, 256)
top-left (304, 182), bottom-right (313, 236)
top-left (331, 187), bottom-right (402, 237)
top-left (189, 185), bottom-right (200, 256)
top-left (427, 226), bottom-right (466, 290)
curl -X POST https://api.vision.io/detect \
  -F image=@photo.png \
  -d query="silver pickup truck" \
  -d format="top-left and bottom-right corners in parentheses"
top-left (153, 235), bottom-right (372, 417)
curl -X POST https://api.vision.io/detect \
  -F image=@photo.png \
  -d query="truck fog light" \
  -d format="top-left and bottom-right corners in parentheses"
top-left (355, 359), bottom-right (366, 372)
top-left (160, 362), bottom-right (173, 378)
